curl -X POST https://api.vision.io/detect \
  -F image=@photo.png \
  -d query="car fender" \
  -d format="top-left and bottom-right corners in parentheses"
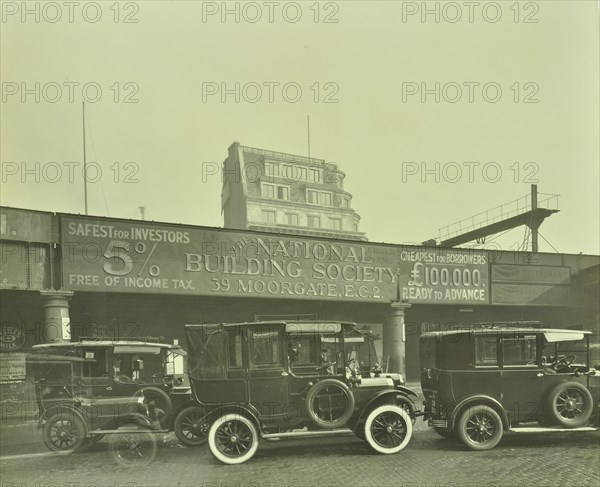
top-left (355, 390), bottom-right (417, 426)
top-left (39, 402), bottom-right (86, 427)
top-left (450, 395), bottom-right (510, 430)
top-left (204, 403), bottom-right (262, 432)
top-left (396, 385), bottom-right (419, 398)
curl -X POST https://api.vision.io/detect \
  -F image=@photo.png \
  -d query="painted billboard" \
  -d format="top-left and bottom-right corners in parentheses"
top-left (61, 216), bottom-right (490, 304)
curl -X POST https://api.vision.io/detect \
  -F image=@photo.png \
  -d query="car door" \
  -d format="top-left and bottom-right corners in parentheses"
top-left (499, 334), bottom-right (544, 423)
top-left (246, 324), bottom-right (289, 420)
top-left (79, 347), bottom-right (111, 396)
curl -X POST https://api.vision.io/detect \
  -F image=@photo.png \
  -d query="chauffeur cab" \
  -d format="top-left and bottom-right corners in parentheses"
top-left (420, 323), bottom-right (599, 451)
top-left (185, 321), bottom-right (419, 464)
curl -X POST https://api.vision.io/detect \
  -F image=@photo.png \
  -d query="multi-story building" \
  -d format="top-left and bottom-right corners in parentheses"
top-left (221, 142), bottom-right (367, 241)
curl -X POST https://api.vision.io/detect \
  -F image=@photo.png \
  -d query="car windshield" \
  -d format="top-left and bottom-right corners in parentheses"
top-left (544, 338), bottom-right (589, 365)
top-left (112, 350), bottom-right (163, 384)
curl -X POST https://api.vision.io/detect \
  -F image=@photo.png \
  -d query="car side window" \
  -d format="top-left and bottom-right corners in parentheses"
top-left (82, 349), bottom-right (108, 377)
top-left (474, 336), bottom-right (498, 367)
top-left (503, 337), bottom-right (537, 367)
top-left (249, 329), bottom-right (281, 367)
top-left (227, 329), bottom-right (244, 369)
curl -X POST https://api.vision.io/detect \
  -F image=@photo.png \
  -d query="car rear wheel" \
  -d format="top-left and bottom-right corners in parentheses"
top-left (133, 387), bottom-right (172, 427)
top-left (546, 382), bottom-right (594, 428)
top-left (364, 405), bottom-right (412, 454)
top-left (457, 405), bottom-right (503, 451)
top-left (208, 414), bottom-right (259, 465)
top-left (305, 379), bottom-right (355, 429)
top-left (174, 406), bottom-right (209, 447)
top-left (42, 410), bottom-right (88, 453)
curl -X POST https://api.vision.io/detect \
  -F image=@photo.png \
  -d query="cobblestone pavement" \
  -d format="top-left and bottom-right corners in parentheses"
top-left (1, 417), bottom-right (598, 487)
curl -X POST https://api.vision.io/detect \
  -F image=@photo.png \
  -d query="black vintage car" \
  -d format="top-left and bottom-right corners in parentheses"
top-left (185, 321), bottom-right (418, 464)
top-left (28, 338), bottom-right (201, 452)
top-left (420, 323), bottom-right (599, 451)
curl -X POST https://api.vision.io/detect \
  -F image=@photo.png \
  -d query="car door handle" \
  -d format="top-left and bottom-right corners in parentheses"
top-left (281, 372), bottom-right (288, 377)
top-left (536, 373), bottom-right (543, 377)
top-left (106, 386), bottom-right (113, 390)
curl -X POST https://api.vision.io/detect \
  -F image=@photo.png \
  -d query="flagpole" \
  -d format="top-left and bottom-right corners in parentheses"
top-left (83, 102), bottom-right (88, 215)
top-left (307, 115), bottom-right (311, 161)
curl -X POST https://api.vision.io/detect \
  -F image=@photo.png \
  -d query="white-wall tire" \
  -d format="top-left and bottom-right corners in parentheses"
top-left (364, 405), bottom-right (412, 454)
top-left (208, 414), bottom-right (259, 465)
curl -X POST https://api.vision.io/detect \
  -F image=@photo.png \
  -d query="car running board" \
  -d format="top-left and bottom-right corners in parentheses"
top-left (262, 428), bottom-right (354, 439)
top-left (509, 426), bottom-right (598, 433)
top-left (89, 428), bottom-right (170, 434)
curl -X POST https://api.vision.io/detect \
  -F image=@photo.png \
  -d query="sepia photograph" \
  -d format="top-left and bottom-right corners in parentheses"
top-left (1, 1), bottom-right (599, 486)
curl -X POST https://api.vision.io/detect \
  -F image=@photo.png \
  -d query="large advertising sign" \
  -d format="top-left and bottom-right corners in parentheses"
top-left (61, 216), bottom-right (490, 304)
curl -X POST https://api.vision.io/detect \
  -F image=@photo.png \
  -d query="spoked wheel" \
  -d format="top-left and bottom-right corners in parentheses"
top-left (174, 406), bottom-right (209, 447)
top-left (305, 379), bottom-right (355, 429)
top-left (547, 382), bottom-right (594, 428)
top-left (109, 430), bottom-right (158, 467)
top-left (457, 405), bottom-right (503, 451)
top-left (42, 410), bottom-right (87, 453)
top-left (208, 414), bottom-right (259, 465)
top-left (364, 405), bottom-right (413, 454)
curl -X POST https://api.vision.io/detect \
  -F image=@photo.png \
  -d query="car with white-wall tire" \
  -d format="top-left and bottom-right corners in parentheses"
top-left (185, 321), bottom-right (418, 464)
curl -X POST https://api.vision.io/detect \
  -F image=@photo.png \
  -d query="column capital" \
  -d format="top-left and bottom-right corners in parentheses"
top-left (40, 290), bottom-right (75, 299)
top-left (388, 300), bottom-right (412, 315)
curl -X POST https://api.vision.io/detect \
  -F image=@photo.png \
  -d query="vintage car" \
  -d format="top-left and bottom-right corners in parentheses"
top-left (420, 323), bottom-right (599, 451)
top-left (184, 321), bottom-right (418, 464)
top-left (28, 338), bottom-right (201, 452)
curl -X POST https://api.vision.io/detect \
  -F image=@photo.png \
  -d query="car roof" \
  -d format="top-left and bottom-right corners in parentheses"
top-left (33, 340), bottom-right (181, 350)
top-left (186, 320), bottom-right (356, 325)
top-left (421, 328), bottom-right (591, 341)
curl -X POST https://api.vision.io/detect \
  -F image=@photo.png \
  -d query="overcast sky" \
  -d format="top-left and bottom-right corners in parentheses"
top-left (2, 1), bottom-right (598, 255)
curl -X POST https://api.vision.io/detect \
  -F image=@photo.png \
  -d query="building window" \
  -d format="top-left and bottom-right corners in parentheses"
top-left (309, 168), bottom-right (320, 183)
top-left (307, 215), bottom-right (321, 228)
top-left (262, 183), bottom-right (289, 200)
top-left (264, 162), bottom-right (279, 178)
top-left (340, 196), bottom-right (350, 209)
top-left (306, 189), bottom-right (333, 206)
top-left (263, 210), bottom-right (276, 225)
top-left (286, 213), bottom-right (299, 226)
top-left (329, 218), bottom-right (342, 230)
top-left (282, 165), bottom-right (308, 182)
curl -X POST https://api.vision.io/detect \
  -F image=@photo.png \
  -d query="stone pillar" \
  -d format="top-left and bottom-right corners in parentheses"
top-left (387, 301), bottom-right (412, 375)
top-left (39, 290), bottom-right (74, 342)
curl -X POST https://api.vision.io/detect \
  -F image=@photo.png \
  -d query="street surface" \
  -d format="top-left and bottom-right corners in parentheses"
top-left (1, 411), bottom-right (598, 487)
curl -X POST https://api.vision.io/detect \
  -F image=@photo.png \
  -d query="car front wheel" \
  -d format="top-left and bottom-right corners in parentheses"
top-left (42, 410), bottom-right (88, 453)
top-left (364, 405), bottom-right (412, 454)
top-left (546, 382), bottom-right (594, 428)
top-left (457, 405), bottom-right (503, 451)
top-left (208, 414), bottom-right (259, 465)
